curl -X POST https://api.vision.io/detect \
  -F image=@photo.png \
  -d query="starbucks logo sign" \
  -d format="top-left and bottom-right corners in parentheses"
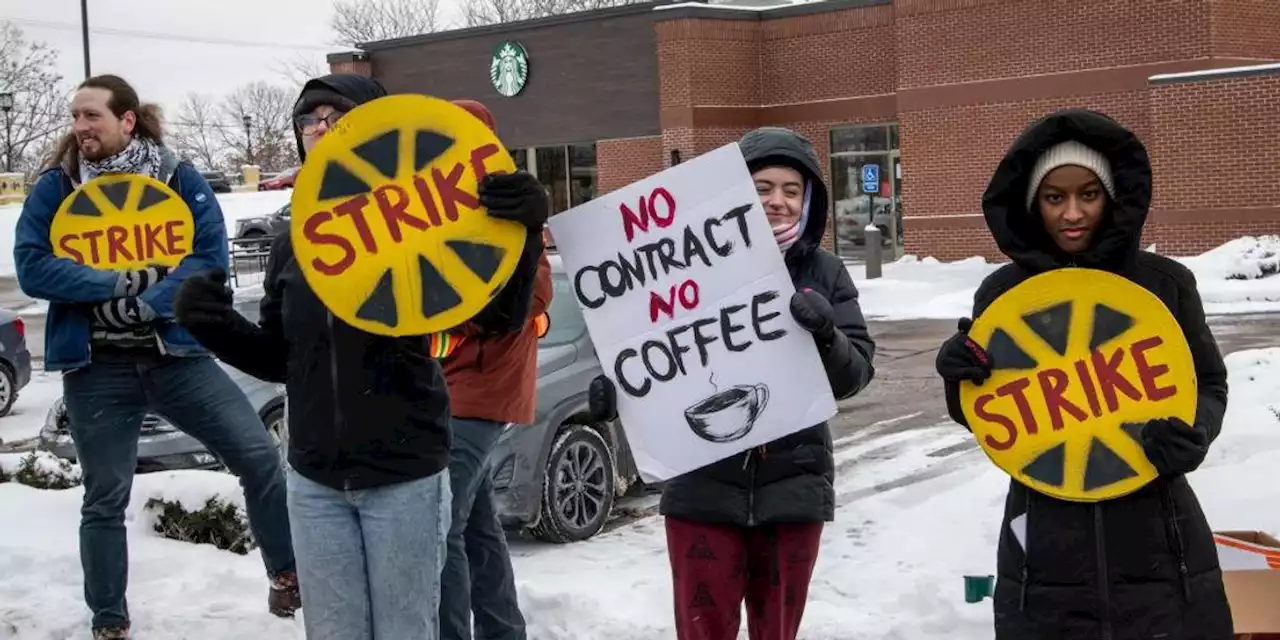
top-left (490, 41), bottom-right (529, 98)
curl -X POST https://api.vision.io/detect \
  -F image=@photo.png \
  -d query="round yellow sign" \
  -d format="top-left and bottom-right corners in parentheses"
top-left (290, 94), bottom-right (526, 337)
top-left (959, 268), bottom-right (1197, 502)
top-left (50, 174), bottom-right (194, 270)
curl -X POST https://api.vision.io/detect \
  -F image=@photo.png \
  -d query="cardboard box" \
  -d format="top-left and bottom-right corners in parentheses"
top-left (1214, 531), bottom-right (1280, 636)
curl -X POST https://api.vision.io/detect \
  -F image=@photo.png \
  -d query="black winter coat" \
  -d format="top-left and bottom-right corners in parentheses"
top-left (945, 110), bottom-right (1232, 640)
top-left (659, 127), bottom-right (877, 526)
top-left (187, 75), bottom-right (453, 491)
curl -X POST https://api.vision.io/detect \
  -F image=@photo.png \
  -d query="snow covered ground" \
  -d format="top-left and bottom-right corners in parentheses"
top-left (852, 236), bottom-right (1280, 320)
top-left (1, 348), bottom-right (1278, 639)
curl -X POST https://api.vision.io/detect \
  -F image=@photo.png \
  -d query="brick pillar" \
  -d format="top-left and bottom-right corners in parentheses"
top-left (327, 52), bottom-right (372, 77)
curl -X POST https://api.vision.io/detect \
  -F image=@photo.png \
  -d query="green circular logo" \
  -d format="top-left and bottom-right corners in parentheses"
top-left (490, 41), bottom-right (529, 98)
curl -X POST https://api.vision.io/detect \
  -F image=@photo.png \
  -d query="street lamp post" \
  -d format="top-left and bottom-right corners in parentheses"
top-left (0, 92), bottom-right (14, 173)
top-left (242, 114), bottom-right (253, 166)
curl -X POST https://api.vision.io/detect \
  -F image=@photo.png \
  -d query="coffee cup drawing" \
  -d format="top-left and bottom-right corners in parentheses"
top-left (684, 383), bottom-right (770, 443)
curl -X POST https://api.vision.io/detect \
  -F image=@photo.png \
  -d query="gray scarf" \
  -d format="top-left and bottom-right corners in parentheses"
top-left (80, 137), bottom-right (163, 183)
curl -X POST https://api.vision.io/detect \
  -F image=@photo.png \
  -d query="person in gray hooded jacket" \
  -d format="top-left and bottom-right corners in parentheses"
top-left (589, 127), bottom-right (876, 640)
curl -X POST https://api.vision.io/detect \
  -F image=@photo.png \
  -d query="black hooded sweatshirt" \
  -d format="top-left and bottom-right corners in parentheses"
top-left (949, 109), bottom-right (1232, 640)
top-left (190, 75), bottom-right (452, 491)
top-left (658, 127), bottom-right (877, 526)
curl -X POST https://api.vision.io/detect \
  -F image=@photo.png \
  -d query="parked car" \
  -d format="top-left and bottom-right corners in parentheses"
top-left (38, 299), bottom-right (287, 472)
top-left (38, 259), bottom-right (644, 543)
top-left (489, 257), bottom-right (643, 543)
top-left (234, 203), bottom-right (291, 249)
top-left (0, 310), bottom-right (33, 418)
top-left (201, 170), bottom-right (233, 194)
top-left (258, 166), bottom-right (299, 191)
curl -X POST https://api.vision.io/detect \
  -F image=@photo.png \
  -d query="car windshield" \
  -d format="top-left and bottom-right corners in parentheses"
top-left (540, 272), bottom-right (586, 347)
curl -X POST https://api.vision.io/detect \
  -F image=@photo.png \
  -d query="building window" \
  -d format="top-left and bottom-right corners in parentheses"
top-left (830, 124), bottom-right (902, 260)
top-left (512, 143), bottom-right (598, 216)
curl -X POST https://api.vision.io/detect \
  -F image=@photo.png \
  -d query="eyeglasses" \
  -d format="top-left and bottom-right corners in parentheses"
top-left (295, 111), bottom-right (345, 135)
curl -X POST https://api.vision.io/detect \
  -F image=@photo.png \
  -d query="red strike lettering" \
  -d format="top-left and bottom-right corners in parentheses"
top-left (302, 153), bottom-right (491, 276)
top-left (621, 187), bottom-right (676, 243)
top-left (647, 279), bottom-right (701, 323)
top-left (56, 222), bottom-right (186, 266)
top-left (970, 337), bottom-right (1181, 451)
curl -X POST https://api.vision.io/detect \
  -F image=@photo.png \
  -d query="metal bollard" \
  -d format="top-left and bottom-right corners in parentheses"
top-left (865, 227), bottom-right (883, 279)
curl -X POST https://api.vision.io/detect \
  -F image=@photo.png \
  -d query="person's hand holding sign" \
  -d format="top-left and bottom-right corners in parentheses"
top-left (89, 264), bottom-right (170, 329)
top-left (935, 317), bottom-right (992, 384)
top-left (1135, 417), bottom-right (1208, 476)
top-left (478, 172), bottom-right (549, 232)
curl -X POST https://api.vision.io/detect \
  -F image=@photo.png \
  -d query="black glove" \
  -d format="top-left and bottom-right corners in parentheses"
top-left (790, 289), bottom-right (836, 344)
top-left (1138, 417), bottom-right (1208, 476)
top-left (479, 171), bottom-right (549, 231)
top-left (92, 297), bottom-right (154, 329)
top-left (175, 269), bottom-right (234, 328)
top-left (936, 317), bottom-right (992, 384)
top-left (588, 375), bottom-right (618, 423)
top-left (115, 265), bottom-right (169, 297)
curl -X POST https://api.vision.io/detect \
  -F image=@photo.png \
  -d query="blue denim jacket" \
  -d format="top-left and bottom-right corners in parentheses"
top-left (13, 160), bottom-right (230, 370)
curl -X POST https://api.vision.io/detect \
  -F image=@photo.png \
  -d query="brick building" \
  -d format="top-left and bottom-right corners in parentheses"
top-left (329, 0), bottom-right (1280, 261)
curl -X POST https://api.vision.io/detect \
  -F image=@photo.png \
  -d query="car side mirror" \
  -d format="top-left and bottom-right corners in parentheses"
top-left (534, 312), bottom-right (550, 339)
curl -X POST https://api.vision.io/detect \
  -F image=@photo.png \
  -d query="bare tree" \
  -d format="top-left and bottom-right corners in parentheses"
top-left (331, 0), bottom-right (441, 46)
top-left (271, 52), bottom-right (327, 88)
top-left (464, 0), bottom-right (644, 26)
top-left (0, 21), bottom-right (71, 176)
top-left (219, 82), bottom-right (299, 174)
top-left (168, 93), bottom-right (229, 170)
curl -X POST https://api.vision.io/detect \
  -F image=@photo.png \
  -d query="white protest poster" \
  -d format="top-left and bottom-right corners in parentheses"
top-left (548, 142), bottom-right (838, 482)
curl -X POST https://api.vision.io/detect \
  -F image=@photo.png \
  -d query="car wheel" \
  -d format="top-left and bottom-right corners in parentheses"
top-left (263, 406), bottom-right (287, 463)
top-left (0, 362), bottom-right (15, 417)
top-left (529, 424), bottom-right (616, 544)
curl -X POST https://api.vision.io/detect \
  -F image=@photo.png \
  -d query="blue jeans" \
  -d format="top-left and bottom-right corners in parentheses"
top-left (287, 465), bottom-right (451, 640)
top-left (62, 356), bottom-right (295, 630)
top-left (440, 418), bottom-right (526, 640)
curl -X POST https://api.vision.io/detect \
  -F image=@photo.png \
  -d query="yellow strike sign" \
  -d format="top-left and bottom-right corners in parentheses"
top-left (51, 174), bottom-right (194, 270)
top-left (290, 94), bottom-right (526, 337)
top-left (959, 268), bottom-right (1197, 502)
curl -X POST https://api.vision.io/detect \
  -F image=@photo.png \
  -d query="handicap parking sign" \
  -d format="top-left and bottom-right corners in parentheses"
top-left (861, 164), bottom-right (880, 194)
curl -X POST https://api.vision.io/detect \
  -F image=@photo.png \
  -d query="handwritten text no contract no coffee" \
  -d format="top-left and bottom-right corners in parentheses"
top-left (572, 186), bottom-right (790, 398)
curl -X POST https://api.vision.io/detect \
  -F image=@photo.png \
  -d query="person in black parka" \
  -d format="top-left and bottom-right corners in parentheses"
top-left (590, 126), bottom-right (876, 640)
top-left (171, 74), bottom-right (550, 640)
top-left (936, 109), bottom-right (1233, 640)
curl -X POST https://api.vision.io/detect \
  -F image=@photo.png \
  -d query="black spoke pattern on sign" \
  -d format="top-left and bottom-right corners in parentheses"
top-left (414, 131), bottom-right (455, 173)
top-left (353, 130), bottom-right (400, 179)
top-left (987, 328), bottom-right (1038, 370)
top-left (1021, 442), bottom-right (1066, 488)
top-left (1120, 422), bottom-right (1145, 445)
top-left (100, 181), bottom-right (130, 210)
top-left (1083, 437), bottom-right (1138, 491)
top-left (418, 255), bottom-right (462, 318)
top-left (67, 190), bottom-right (101, 216)
top-left (1024, 302), bottom-right (1072, 356)
top-left (356, 268), bottom-right (399, 328)
top-left (137, 184), bottom-right (171, 211)
top-left (318, 161), bottom-right (373, 201)
top-left (1090, 304), bottom-right (1135, 351)
top-left (447, 240), bottom-right (506, 283)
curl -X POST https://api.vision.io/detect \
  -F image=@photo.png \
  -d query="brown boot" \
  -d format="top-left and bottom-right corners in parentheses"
top-left (92, 625), bottom-right (130, 640)
top-left (268, 570), bottom-right (302, 618)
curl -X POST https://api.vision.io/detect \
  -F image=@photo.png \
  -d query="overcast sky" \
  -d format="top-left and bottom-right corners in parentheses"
top-left (2, 0), bottom-right (468, 116)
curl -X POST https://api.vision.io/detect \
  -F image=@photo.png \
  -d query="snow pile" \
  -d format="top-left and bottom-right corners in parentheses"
top-left (851, 256), bottom-right (1000, 320)
top-left (0, 450), bottom-right (81, 488)
top-left (853, 237), bottom-right (1280, 320)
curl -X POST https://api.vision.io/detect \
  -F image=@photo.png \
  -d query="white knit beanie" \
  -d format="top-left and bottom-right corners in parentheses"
top-left (1025, 140), bottom-right (1116, 211)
